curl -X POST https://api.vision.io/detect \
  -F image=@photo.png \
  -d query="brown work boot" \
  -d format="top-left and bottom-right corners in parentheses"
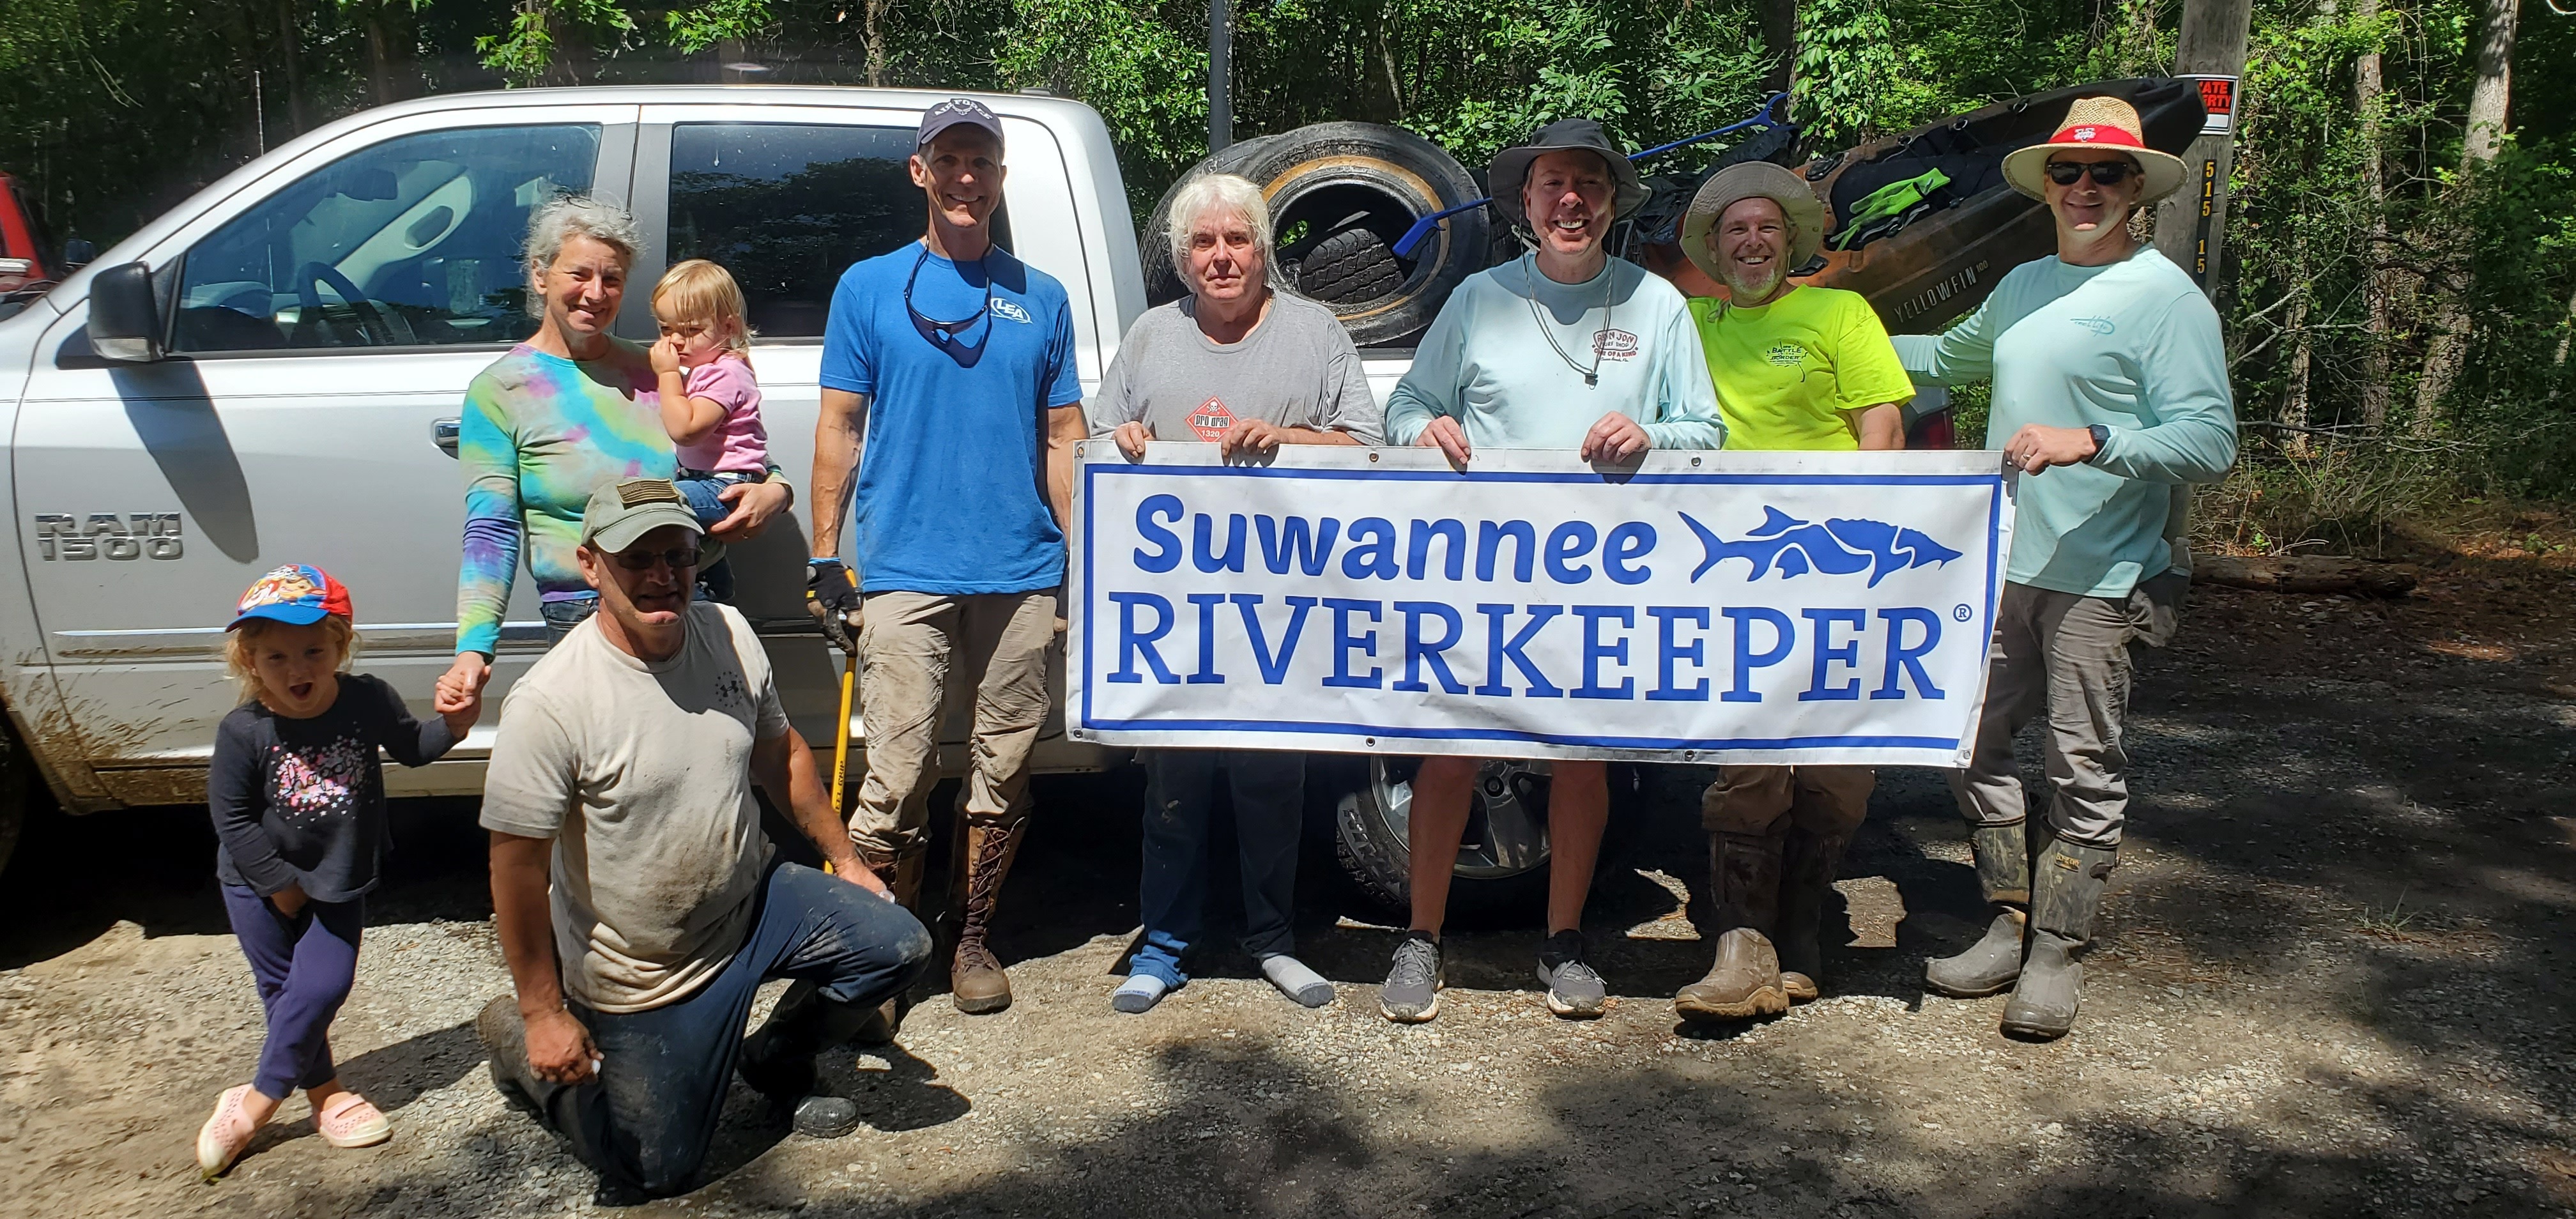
top-left (1776, 827), bottom-right (1853, 1004)
top-left (949, 811), bottom-right (1027, 1015)
top-left (1675, 832), bottom-right (1790, 1021)
top-left (850, 845), bottom-right (930, 1044)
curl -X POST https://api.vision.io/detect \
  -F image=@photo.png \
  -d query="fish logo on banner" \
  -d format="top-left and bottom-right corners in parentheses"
top-left (1682, 506), bottom-right (1963, 587)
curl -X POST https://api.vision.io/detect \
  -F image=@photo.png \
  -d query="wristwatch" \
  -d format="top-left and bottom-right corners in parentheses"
top-left (2084, 424), bottom-right (2110, 463)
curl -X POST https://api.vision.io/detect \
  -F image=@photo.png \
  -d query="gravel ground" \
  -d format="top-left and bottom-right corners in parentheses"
top-left (4, 562), bottom-right (2574, 1218)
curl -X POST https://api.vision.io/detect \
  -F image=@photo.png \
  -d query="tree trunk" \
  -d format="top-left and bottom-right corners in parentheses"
top-left (2410, 0), bottom-right (2518, 433)
top-left (864, 0), bottom-right (889, 87)
top-left (2282, 279), bottom-right (2314, 458)
top-left (2354, 0), bottom-right (2392, 429)
top-left (1758, 0), bottom-right (1796, 97)
top-left (273, 0), bottom-right (306, 135)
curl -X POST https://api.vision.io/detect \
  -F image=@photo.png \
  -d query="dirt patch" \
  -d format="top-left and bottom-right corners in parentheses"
top-left (2, 552), bottom-right (2573, 1218)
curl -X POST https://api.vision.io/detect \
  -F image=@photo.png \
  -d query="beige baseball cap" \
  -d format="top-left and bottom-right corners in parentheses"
top-left (580, 477), bottom-right (722, 565)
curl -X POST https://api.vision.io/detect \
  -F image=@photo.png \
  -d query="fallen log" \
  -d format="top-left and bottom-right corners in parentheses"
top-left (2191, 553), bottom-right (2418, 597)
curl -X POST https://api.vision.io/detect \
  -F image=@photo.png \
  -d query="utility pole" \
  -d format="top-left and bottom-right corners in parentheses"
top-left (1208, 0), bottom-right (1232, 153)
top-left (2152, 0), bottom-right (2253, 298)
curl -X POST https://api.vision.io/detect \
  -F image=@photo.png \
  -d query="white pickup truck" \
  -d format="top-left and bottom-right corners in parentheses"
top-left (0, 85), bottom-right (1487, 903)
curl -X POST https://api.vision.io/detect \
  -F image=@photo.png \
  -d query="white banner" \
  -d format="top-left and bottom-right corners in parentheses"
top-left (1067, 444), bottom-right (2018, 766)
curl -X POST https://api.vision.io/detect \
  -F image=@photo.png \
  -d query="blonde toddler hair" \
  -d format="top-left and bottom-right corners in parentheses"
top-left (224, 617), bottom-right (358, 706)
top-left (652, 259), bottom-right (756, 358)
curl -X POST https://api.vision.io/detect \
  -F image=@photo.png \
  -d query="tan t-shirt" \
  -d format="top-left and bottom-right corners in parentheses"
top-left (480, 602), bottom-right (787, 1013)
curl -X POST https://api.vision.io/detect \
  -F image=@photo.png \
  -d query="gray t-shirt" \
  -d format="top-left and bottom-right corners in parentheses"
top-left (1090, 291), bottom-right (1384, 443)
top-left (480, 602), bottom-right (788, 1013)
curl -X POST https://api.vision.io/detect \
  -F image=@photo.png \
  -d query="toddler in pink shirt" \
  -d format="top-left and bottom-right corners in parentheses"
top-left (648, 259), bottom-right (771, 601)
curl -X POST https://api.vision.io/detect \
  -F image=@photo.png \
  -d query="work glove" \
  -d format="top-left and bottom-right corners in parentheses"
top-left (806, 559), bottom-right (861, 655)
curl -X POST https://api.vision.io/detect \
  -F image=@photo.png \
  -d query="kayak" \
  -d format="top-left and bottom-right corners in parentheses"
top-left (1627, 77), bottom-right (2207, 333)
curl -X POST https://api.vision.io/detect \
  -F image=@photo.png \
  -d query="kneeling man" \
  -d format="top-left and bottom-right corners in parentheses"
top-left (478, 479), bottom-right (931, 1203)
top-left (1671, 162), bottom-right (1912, 1019)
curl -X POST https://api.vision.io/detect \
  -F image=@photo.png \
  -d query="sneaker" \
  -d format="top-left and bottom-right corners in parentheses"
top-left (1379, 932), bottom-right (1443, 1023)
top-left (1537, 930), bottom-right (1606, 1018)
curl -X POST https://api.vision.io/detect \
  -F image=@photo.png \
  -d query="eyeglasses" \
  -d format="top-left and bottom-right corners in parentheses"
top-left (2044, 160), bottom-right (2138, 187)
top-left (613, 547), bottom-right (701, 572)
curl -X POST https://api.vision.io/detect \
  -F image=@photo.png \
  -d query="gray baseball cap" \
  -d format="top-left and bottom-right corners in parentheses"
top-left (917, 97), bottom-right (1006, 153)
top-left (580, 477), bottom-right (720, 564)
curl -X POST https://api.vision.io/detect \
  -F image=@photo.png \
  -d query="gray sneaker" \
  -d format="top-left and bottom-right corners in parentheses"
top-left (1379, 932), bottom-right (1443, 1023)
top-left (1537, 930), bottom-right (1606, 1018)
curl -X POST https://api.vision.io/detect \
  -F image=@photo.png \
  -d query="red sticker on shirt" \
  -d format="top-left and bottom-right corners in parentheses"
top-left (1187, 397), bottom-right (1237, 441)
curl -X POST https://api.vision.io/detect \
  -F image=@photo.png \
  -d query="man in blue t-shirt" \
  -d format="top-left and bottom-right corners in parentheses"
top-left (808, 98), bottom-right (1085, 1022)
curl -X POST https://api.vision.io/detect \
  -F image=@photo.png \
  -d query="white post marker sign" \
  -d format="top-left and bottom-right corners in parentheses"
top-left (1068, 444), bottom-right (2018, 767)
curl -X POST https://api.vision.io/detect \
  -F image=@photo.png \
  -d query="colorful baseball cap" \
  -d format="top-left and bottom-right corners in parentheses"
top-left (230, 564), bottom-right (353, 629)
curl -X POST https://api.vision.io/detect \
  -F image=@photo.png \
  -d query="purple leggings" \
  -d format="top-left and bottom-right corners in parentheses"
top-left (219, 883), bottom-right (363, 1100)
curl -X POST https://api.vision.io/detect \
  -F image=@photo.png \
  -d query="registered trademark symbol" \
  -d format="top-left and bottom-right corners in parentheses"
top-left (1952, 603), bottom-right (1974, 622)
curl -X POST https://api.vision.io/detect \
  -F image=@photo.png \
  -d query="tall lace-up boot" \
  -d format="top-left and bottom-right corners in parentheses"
top-left (848, 844), bottom-right (928, 1044)
top-left (2000, 835), bottom-right (2116, 1039)
top-left (1675, 832), bottom-right (1788, 1020)
top-left (949, 809), bottom-right (1028, 1015)
top-left (1925, 821), bottom-right (2032, 997)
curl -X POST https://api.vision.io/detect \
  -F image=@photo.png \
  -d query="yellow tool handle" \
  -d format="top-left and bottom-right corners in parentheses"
top-left (824, 650), bottom-right (857, 875)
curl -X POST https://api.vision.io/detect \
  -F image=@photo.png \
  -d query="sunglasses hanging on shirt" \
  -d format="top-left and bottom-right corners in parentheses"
top-left (905, 244), bottom-right (996, 369)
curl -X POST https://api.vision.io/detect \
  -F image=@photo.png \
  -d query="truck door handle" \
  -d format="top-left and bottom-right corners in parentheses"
top-left (432, 417), bottom-right (460, 457)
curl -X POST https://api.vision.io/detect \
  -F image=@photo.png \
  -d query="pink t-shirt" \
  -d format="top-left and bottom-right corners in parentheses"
top-left (674, 356), bottom-right (770, 475)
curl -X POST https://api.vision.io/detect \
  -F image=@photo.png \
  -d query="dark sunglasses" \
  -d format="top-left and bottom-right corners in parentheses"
top-left (613, 547), bottom-right (701, 572)
top-left (905, 245), bottom-right (993, 369)
top-left (2045, 160), bottom-right (2138, 187)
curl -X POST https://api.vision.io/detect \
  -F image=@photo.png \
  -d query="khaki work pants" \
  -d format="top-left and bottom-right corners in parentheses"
top-left (848, 589), bottom-right (1057, 858)
top-left (1702, 765), bottom-right (1876, 837)
top-left (1948, 574), bottom-right (2185, 850)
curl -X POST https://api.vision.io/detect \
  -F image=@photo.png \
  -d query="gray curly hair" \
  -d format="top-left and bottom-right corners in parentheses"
top-left (1165, 173), bottom-right (1276, 288)
top-left (521, 194), bottom-right (643, 316)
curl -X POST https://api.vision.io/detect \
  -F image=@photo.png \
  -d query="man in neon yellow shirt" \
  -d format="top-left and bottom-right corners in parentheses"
top-left (1671, 161), bottom-right (1912, 1022)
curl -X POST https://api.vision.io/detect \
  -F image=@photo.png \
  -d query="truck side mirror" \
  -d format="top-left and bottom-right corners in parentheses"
top-left (87, 261), bottom-right (164, 363)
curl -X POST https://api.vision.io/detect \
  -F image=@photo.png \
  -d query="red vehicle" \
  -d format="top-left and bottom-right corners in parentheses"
top-left (0, 172), bottom-right (65, 296)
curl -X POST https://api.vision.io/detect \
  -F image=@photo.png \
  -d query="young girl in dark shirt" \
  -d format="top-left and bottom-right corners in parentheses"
top-left (195, 565), bottom-right (477, 1180)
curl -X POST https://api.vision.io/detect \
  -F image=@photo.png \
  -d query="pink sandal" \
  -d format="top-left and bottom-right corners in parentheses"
top-left (314, 1092), bottom-right (390, 1149)
top-left (195, 1085), bottom-right (264, 1181)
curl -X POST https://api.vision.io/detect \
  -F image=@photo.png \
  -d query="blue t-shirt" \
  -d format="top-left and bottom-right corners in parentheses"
top-left (820, 243), bottom-right (1084, 594)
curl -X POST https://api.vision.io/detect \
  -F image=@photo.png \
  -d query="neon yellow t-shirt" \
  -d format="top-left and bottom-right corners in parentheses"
top-left (1689, 286), bottom-right (1914, 452)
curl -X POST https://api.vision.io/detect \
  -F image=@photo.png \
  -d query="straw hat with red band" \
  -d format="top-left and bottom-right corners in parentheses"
top-left (2000, 96), bottom-right (2188, 204)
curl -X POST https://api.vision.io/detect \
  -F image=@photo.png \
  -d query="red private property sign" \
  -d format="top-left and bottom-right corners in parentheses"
top-left (2182, 74), bottom-right (2238, 137)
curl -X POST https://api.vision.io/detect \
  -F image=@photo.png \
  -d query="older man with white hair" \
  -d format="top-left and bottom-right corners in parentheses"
top-left (1092, 172), bottom-right (1381, 1014)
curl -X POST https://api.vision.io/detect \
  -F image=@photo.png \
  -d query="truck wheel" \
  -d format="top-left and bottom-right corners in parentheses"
top-left (1144, 123), bottom-right (1489, 347)
top-left (1333, 756), bottom-right (1552, 919)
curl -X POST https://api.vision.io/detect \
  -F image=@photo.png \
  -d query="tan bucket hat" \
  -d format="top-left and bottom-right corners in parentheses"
top-left (1999, 95), bottom-right (2188, 203)
top-left (1680, 161), bottom-right (1828, 285)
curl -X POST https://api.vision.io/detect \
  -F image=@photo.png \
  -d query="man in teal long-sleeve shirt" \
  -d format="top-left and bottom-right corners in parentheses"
top-left (1892, 96), bottom-right (2237, 1041)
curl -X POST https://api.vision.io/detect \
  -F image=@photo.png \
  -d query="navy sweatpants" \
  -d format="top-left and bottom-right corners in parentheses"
top-left (219, 883), bottom-right (363, 1100)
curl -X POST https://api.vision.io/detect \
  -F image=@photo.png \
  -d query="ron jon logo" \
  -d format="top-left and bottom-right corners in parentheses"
top-left (33, 512), bottom-right (185, 561)
top-left (1591, 329), bottom-right (1640, 361)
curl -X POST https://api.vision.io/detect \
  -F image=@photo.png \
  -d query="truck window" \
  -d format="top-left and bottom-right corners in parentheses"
top-left (171, 124), bottom-right (601, 353)
top-left (666, 123), bottom-right (1011, 339)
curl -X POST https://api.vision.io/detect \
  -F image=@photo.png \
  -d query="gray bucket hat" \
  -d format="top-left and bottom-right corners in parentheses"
top-left (1489, 118), bottom-right (1649, 233)
top-left (1680, 161), bottom-right (1828, 284)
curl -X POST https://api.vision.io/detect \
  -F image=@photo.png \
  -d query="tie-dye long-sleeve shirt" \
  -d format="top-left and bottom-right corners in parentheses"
top-left (454, 340), bottom-right (675, 657)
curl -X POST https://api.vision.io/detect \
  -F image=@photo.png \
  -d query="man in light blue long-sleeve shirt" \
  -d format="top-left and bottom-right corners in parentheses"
top-left (1894, 95), bottom-right (2237, 1041)
top-left (1374, 119), bottom-right (1724, 1030)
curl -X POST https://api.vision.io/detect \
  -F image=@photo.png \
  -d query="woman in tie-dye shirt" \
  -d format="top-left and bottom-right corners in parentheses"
top-left (440, 197), bottom-right (793, 702)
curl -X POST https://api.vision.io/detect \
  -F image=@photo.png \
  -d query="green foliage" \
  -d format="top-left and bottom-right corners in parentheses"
top-left (3, 0), bottom-right (2573, 523)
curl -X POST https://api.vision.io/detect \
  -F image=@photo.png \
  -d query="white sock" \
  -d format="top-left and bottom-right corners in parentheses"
top-left (1261, 954), bottom-right (1334, 1008)
top-left (1112, 973), bottom-right (1169, 1014)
